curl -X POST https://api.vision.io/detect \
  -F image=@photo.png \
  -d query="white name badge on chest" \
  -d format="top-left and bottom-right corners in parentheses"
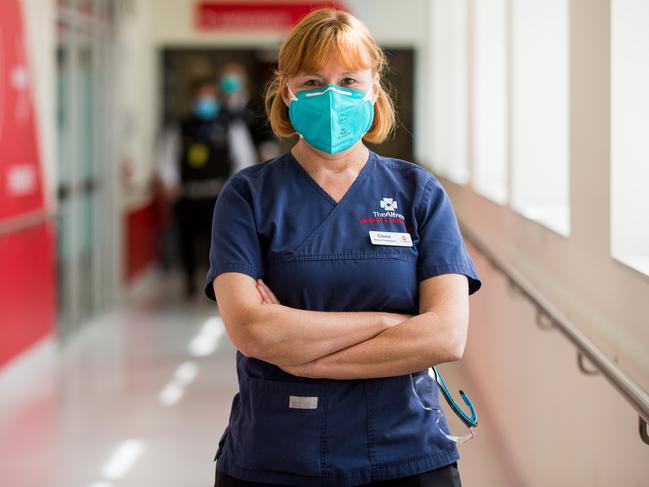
top-left (369, 230), bottom-right (413, 247)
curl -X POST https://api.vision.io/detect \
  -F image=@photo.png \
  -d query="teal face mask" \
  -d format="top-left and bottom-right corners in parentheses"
top-left (220, 74), bottom-right (243, 94)
top-left (287, 83), bottom-right (375, 154)
top-left (193, 96), bottom-right (220, 120)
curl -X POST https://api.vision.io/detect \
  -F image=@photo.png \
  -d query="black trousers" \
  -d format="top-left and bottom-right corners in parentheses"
top-left (214, 462), bottom-right (461, 487)
top-left (174, 196), bottom-right (216, 295)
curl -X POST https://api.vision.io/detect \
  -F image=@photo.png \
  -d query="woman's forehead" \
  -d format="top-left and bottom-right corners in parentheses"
top-left (294, 68), bottom-right (370, 77)
top-left (293, 52), bottom-right (371, 76)
top-left (288, 38), bottom-right (373, 74)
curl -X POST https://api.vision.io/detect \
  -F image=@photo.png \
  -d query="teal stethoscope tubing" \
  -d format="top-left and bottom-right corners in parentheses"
top-left (431, 367), bottom-right (478, 429)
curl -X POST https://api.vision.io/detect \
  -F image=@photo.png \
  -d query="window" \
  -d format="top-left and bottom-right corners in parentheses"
top-left (510, 0), bottom-right (570, 236)
top-left (471, 0), bottom-right (508, 204)
top-left (431, 0), bottom-right (469, 184)
top-left (611, 0), bottom-right (649, 275)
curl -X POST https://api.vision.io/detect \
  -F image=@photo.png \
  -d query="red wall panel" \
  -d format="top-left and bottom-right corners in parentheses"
top-left (0, 223), bottom-right (56, 367)
top-left (0, 0), bottom-right (56, 368)
top-left (124, 201), bottom-right (161, 282)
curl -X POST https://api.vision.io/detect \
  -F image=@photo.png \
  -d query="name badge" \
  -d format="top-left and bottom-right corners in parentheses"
top-left (369, 230), bottom-right (413, 247)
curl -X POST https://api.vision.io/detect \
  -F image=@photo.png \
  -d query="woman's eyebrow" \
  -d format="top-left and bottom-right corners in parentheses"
top-left (300, 71), bottom-right (360, 77)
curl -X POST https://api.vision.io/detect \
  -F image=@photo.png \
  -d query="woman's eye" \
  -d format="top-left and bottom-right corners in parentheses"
top-left (342, 78), bottom-right (356, 85)
top-left (304, 79), bottom-right (321, 86)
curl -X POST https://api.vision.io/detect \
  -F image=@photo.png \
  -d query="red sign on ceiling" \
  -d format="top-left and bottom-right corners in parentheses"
top-left (195, 2), bottom-right (348, 31)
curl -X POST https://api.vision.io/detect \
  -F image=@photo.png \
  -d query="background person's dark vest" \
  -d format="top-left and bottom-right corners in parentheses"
top-left (179, 114), bottom-right (233, 199)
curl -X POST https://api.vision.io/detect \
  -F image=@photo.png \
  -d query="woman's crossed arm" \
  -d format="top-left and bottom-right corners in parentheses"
top-left (258, 274), bottom-right (470, 380)
top-left (212, 272), bottom-right (411, 367)
top-left (212, 272), bottom-right (469, 379)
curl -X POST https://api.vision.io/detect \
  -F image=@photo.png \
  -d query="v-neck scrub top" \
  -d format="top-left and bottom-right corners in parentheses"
top-left (204, 149), bottom-right (482, 486)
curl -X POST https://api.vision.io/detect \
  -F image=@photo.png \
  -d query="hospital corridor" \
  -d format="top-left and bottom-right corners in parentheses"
top-left (1, 1), bottom-right (648, 487)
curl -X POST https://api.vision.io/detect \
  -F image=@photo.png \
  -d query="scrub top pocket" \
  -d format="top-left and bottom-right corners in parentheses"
top-left (372, 374), bottom-right (450, 466)
top-left (233, 377), bottom-right (324, 477)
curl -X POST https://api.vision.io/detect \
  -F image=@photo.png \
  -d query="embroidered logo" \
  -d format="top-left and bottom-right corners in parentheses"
top-left (359, 196), bottom-right (412, 232)
top-left (380, 197), bottom-right (398, 211)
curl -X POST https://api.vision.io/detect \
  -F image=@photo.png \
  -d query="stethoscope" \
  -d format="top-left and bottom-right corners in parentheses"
top-left (431, 367), bottom-right (478, 429)
top-left (410, 367), bottom-right (478, 444)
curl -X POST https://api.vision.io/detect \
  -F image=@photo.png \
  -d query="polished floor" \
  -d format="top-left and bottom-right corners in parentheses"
top-left (0, 268), bottom-right (513, 487)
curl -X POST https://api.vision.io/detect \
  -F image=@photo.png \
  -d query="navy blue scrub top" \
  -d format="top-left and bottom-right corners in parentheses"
top-left (204, 149), bottom-right (482, 486)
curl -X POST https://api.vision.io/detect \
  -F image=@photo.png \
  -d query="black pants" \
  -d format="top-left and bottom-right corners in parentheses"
top-left (174, 196), bottom-right (216, 296)
top-left (214, 462), bottom-right (461, 487)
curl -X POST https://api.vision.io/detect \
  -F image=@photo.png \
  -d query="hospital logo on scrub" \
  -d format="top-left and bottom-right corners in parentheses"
top-left (359, 196), bottom-right (412, 232)
top-left (380, 197), bottom-right (398, 211)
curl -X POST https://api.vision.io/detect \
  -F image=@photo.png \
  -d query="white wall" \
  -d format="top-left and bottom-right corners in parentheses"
top-left (23, 0), bottom-right (57, 213)
top-left (114, 0), bottom-right (157, 209)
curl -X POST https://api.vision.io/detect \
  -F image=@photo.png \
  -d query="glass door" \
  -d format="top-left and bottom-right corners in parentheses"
top-left (56, 0), bottom-right (117, 342)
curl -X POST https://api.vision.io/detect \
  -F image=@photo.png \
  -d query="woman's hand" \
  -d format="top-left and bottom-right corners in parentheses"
top-left (385, 313), bottom-right (414, 327)
top-left (255, 279), bottom-right (309, 375)
top-left (256, 278), bottom-right (280, 305)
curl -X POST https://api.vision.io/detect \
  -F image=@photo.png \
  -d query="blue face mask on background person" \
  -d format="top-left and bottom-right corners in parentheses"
top-left (220, 74), bottom-right (243, 94)
top-left (287, 82), bottom-right (375, 154)
top-left (193, 96), bottom-right (220, 120)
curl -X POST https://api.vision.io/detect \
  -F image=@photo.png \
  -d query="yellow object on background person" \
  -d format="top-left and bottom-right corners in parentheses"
top-left (187, 143), bottom-right (209, 168)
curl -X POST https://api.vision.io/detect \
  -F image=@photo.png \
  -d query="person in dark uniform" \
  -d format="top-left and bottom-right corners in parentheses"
top-left (157, 78), bottom-right (233, 297)
top-left (204, 8), bottom-right (482, 487)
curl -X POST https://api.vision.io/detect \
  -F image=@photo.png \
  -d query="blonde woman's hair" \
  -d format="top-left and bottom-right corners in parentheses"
top-left (264, 8), bottom-right (396, 144)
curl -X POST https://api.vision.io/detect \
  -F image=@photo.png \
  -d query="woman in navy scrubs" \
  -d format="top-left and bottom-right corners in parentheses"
top-left (205, 8), bottom-right (482, 487)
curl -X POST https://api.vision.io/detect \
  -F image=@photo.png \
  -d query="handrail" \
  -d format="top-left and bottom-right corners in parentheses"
top-left (0, 209), bottom-right (56, 237)
top-left (458, 219), bottom-right (649, 445)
